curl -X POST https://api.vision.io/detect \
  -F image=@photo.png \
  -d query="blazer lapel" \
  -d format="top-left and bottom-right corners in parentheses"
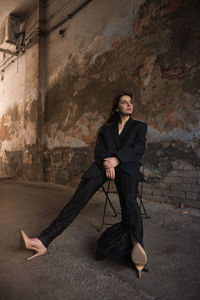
top-left (112, 124), bottom-right (119, 149)
top-left (119, 118), bottom-right (136, 145)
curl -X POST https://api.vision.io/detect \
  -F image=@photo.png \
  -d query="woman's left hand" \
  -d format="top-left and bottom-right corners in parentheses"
top-left (103, 157), bottom-right (119, 169)
top-left (105, 167), bottom-right (115, 180)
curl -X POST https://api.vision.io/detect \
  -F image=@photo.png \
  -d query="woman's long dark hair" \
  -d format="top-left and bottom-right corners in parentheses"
top-left (102, 91), bottom-right (133, 128)
top-left (94, 92), bottom-right (133, 146)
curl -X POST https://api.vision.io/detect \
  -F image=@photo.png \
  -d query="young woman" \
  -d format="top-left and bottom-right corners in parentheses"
top-left (21, 92), bottom-right (148, 278)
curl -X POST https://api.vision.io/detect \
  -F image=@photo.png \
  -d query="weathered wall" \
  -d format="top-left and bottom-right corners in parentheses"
top-left (44, 0), bottom-right (135, 185)
top-left (0, 0), bottom-right (199, 207)
top-left (132, 0), bottom-right (200, 208)
top-left (0, 53), bottom-right (25, 177)
top-left (44, 0), bottom-right (200, 207)
top-left (0, 5), bottom-right (44, 181)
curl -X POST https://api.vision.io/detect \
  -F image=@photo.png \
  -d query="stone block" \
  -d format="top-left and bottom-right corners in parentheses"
top-left (177, 170), bottom-right (184, 177)
top-left (142, 193), bottom-right (152, 200)
top-left (171, 190), bottom-right (185, 198)
top-left (184, 199), bottom-right (200, 209)
top-left (164, 176), bottom-right (182, 184)
top-left (142, 187), bottom-right (153, 195)
top-left (166, 170), bottom-right (178, 177)
top-left (151, 189), bottom-right (176, 197)
top-left (169, 184), bottom-right (183, 191)
top-left (182, 184), bottom-right (200, 192)
top-left (153, 195), bottom-right (169, 203)
top-left (151, 189), bottom-right (163, 196)
top-left (186, 192), bottom-right (198, 200)
top-left (172, 160), bottom-right (185, 170)
top-left (183, 177), bottom-right (197, 184)
top-left (151, 182), bottom-right (167, 189)
top-left (143, 193), bottom-right (169, 203)
top-left (158, 189), bottom-right (185, 198)
top-left (172, 160), bottom-right (196, 170)
top-left (183, 170), bottom-right (199, 178)
top-left (180, 170), bottom-right (200, 178)
top-left (183, 164), bottom-right (198, 171)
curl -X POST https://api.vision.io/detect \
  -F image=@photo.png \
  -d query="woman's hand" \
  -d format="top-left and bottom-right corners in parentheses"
top-left (103, 157), bottom-right (120, 169)
top-left (105, 167), bottom-right (115, 180)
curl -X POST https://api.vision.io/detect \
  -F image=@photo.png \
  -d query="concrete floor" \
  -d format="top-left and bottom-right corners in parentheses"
top-left (0, 177), bottom-right (200, 300)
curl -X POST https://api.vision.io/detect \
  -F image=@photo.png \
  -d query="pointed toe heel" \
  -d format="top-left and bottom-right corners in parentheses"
top-left (20, 230), bottom-right (47, 261)
top-left (131, 242), bottom-right (147, 279)
top-left (21, 230), bottom-right (32, 249)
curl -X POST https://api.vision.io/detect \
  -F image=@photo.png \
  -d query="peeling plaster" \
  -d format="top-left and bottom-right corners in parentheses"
top-left (147, 125), bottom-right (199, 143)
top-left (0, 57), bottom-right (25, 118)
top-left (45, 112), bottom-right (104, 150)
top-left (24, 122), bottom-right (36, 145)
top-left (46, 131), bottom-right (87, 149)
top-left (1, 134), bottom-right (23, 152)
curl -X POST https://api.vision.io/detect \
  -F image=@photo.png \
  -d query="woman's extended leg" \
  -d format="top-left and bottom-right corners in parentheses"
top-left (21, 175), bottom-right (106, 260)
top-left (38, 175), bottom-right (106, 247)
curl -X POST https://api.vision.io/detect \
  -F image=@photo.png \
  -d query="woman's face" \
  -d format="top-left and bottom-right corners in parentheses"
top-left (116, 95), bottom-right (134, 115)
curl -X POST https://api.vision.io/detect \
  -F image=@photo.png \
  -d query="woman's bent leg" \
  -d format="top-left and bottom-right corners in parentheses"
top-left (96, 168), bottom-right (144, 263)
top-left (38, 175), bottom-right (106, 248)
top-left (114, 168), bottom-right (143, 247)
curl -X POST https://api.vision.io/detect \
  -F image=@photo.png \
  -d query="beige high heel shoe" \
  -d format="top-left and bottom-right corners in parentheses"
top-left (131, 242), bottom-right (147, 278)
top-left (21, 230), bottom-right (47, 261)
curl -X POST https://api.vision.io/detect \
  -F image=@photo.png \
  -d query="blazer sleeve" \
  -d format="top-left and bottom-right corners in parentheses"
top-left (115, 122), bottom-right (148, 163)
top-left (94, 130), bottom-right (112, 162)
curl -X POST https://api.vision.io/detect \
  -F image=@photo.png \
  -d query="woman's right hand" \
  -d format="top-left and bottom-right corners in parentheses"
top-left (105, 167), bottom-right (115, 180)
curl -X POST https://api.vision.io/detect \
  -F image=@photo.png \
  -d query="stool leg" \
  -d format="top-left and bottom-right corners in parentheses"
top-left (97, 185), bottom-right (109, 232)
top-left (137, 182), bottom-right (151, 219)
top-left (97, 181), bottom-right (119, 231)
top-left (101, 181), bottom-right (118, 217)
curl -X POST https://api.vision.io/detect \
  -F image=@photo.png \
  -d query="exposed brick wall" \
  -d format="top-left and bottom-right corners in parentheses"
top-left (143, 159), bottom-right (200, 208)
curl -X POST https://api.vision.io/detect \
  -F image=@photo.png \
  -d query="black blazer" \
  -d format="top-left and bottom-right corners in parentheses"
top-left (83, 118), bottom-right (148, 181)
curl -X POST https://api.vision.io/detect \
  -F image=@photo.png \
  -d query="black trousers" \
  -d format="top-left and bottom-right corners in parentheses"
top-left (38, 167), bottom-right (143, 249)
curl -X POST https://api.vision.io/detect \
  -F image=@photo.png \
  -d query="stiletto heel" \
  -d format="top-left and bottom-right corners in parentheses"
top-left (20, 230), bottom-right (47, 261)
top-left (131, 242), bottom-right (147, 278)
top-left (135, 264), bottom-right (144, 278)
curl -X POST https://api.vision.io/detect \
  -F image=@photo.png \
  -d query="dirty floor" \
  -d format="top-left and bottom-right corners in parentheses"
top-left (0, 178), bottom-right (200, 300)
